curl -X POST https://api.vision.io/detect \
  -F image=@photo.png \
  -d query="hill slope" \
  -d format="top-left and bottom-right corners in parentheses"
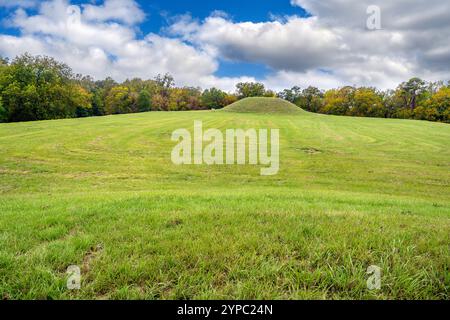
top-left (223, 97), bottom-right (305, 114)
top-left (0, 109), bottom-right (449, 299)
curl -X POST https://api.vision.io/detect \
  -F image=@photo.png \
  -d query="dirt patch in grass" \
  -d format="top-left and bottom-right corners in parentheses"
top-left (82, 244), bottom-right (104, 273)
top-left (166, 219), bottom-right (183, 228)
top-left (293, 147), bottom-right (323, 154)
top-left (301, 148), bottom-right (322, 154)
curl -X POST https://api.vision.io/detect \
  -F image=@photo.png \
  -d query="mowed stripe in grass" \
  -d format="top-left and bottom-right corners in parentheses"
top-left (0, 109), bottom-right (449, 299)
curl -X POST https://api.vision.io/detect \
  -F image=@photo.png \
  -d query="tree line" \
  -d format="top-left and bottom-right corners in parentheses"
top-left (0, 54), bottom-right (449, 123)
top-left (278, 79), bottom-right (450, 122)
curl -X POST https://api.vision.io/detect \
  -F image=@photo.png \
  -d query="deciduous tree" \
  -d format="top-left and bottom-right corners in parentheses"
top-left (137, 89), bottom-right (152, 112)
top-left (201, 87), bottom-right (227, 109)
top-left (105, 86), bottom-right (132, 114)
top-left (236, 82), bottom-right (266, 98)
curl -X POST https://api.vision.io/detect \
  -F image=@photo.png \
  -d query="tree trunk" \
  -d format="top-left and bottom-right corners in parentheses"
top-left (410, 95), bottom-right (416, 110)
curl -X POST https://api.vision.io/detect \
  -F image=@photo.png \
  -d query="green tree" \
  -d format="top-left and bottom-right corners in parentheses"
top-left (236, 82), bottom-right (266, 98)
top-left (322, 87), bottom-right (355, 115)
top-left (71, 85), bottom-right (93, 117)
top-left (137, 89), bottom-right (152, 112)
top-left (0, 97), bottom-right (6, 122)
top-left (263, 90), bottom-right (277, 97)
top-left (155, 73), bottom-right (174, 97)
top-left (417, 86), bottom-right (450, 122)
top-left (169, 87), bottom-right (201, 111)
top-left (96, 77), bottom-right (117, 91)
top-left (297, 86), bottom-right (323, 112)
top-left (105, 86), bottom-right (132, 114)
top-left (398, 78), bottom-right (427, 111)
top-left (123, 78), bottom-right (146, 93)
top-left (413, 105), bottom-right (439, 122)
top-left (349, 88), bottom-right (384, 117)
top-left (91, 89), bottom-right (105, 116)
top-left (151, 73), bottom-right (175, 110)
top-left (224, 94), bottom-right (238, 106)
top-left (278, 86), bottom-right (302, 103)
top-left (201, 87), bottom-right (227, 109)
top-left (0, 54), bottom-right (88, 122)
top-left (151, 93), bottom-right (167, 111)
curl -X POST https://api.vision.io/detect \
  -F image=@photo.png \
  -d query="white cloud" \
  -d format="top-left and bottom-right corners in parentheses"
top-left (291, 0), bottom-right (450, 30)
top-left (0, 0), bottom-right (249, 90)
top-left (0, 0), bottom-right (36, 8)
top-left (82, 0), bottom-right (145, 25)
top-left (0, 0), bottom-right (449, 91)
top-left (169, 1), bottom-right (450, 89)
top-left (290, 0), bottom-right (450, 75)
top-left (169, 15), bottom-right (344, 73)
top-left (262, 70), bottom-right (345, 92)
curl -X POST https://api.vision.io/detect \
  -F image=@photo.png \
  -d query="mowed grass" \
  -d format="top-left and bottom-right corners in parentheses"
top-left (0, 106), bottom-right (449, 300)
top-left (223, 97), bottom-right (303, 114)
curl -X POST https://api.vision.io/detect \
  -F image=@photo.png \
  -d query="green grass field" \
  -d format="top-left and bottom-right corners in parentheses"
top-left (0, 99), bottom-right (449, 300)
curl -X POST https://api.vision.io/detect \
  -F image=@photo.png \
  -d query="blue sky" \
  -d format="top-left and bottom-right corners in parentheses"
top-left (133, 0), bottom-right (309, 79)
top-left (138, 0), bottom-right (309, 29)
top-left (0, 0), bottom-right (448, 91)
top-left (0, 0), bottom-right (309, 80)
top-left (0, 1), bottom-right (308, 30)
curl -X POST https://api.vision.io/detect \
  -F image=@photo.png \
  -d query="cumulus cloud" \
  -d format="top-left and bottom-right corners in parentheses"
top-left (168, 14), bottom-right (417, 89)
top-left (167, 0), bottom-right (450, 89)
top-left (169, 15), bottom-right (344, 73)
top-left (82, 0), bottom-right (145, 25)
top-left (0, 0), bottom-right (449, 91)
top-left (0, 0), bottom-right (36, 8)
top-left (290, 0), bottom-right (450, 76)
top-left (291, 0), bottom-right (450, 30)
top-left (0, 0), bottom-right (252, 90)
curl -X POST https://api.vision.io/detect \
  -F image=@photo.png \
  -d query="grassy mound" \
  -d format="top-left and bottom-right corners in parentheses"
top-left (223, 97), bottom-right (305, 114)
